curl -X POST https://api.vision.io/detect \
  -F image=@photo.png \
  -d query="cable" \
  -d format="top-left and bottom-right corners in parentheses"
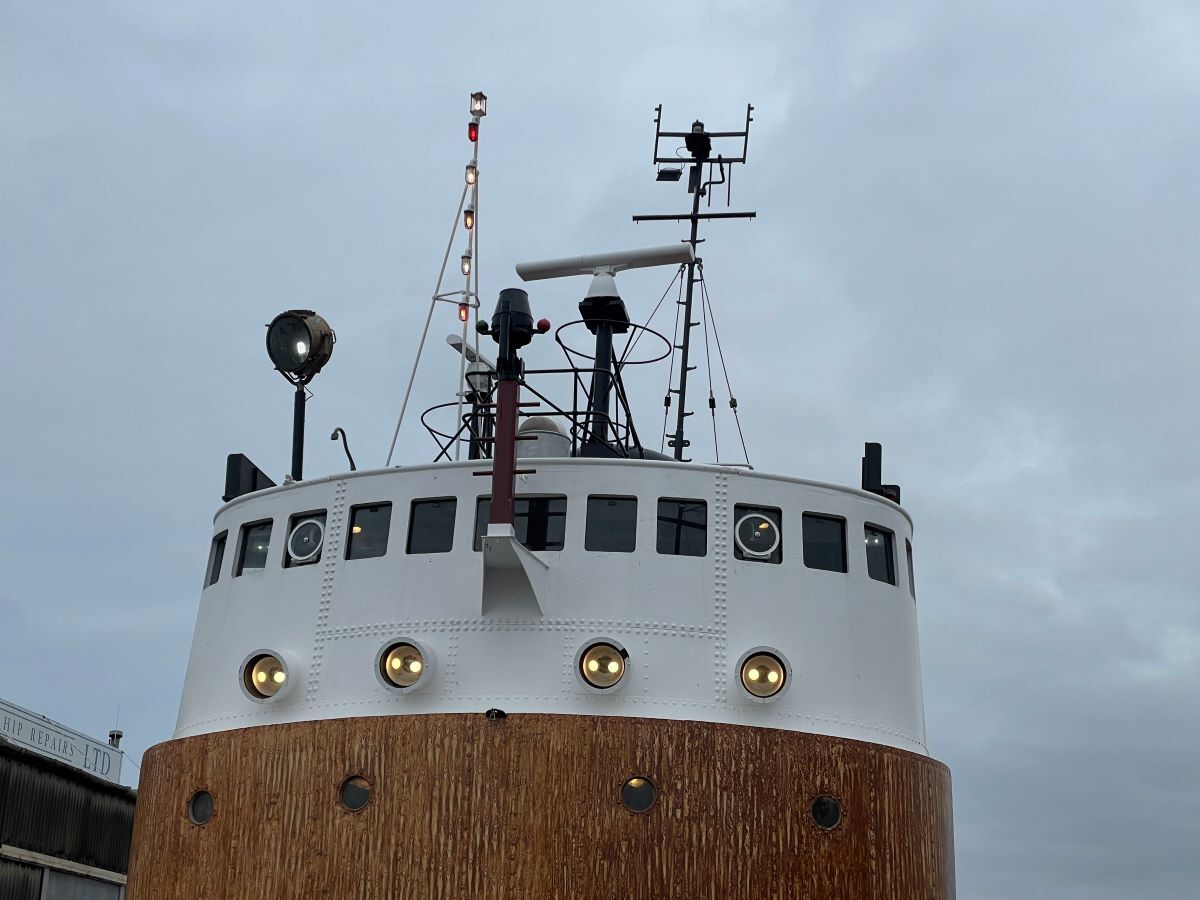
top-left (698, 262), bottom-right (751, 467)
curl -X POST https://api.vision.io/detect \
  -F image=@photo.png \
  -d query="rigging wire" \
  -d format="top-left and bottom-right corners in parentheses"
top-left (697, 266), bottom-right (719, 462)
top-left (698, 261), bottom-right (751, 467)
top-left (618, 264), bottom-right (684, 371)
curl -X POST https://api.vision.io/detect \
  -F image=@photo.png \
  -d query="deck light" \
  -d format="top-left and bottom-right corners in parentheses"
top-left (243, 653), bottom-right (288, 700)
top-left (465, 161), bottom-right (478, 185)
top-left (381, 642), bottom-right (425, 689)
top-left (470, 91), bottom-right (487, 117)
top-left (580, 641), bottom-right (627, 689)
top-left (740, 651), bottom-right (786, 699)
top-left (461, 250), bottom-right (472, 276)
top-left (464, 205), bottom-right (475, 230)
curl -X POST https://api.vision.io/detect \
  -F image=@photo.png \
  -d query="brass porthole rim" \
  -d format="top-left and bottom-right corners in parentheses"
top-left (619, 774), bottom-right (659, 814)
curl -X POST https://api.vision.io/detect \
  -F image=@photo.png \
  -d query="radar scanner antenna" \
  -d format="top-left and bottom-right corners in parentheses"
top-left (516, 244), bottom-right (695, 456)
top-left (633, 104), bottom-right (756, 461)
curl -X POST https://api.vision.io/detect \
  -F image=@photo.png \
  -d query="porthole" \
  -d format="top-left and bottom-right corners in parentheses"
top-left (340, 776), bottom-right (371, 811)
top-left (241, 651), bottom-right (289, 700)
top-left (188, 790), bottom-right (213, 825)
top-left (735, 647), bottom-right (791, 702)
top-left (577, 640), bottom-right (628, 690)
top-left (620, 776), bottom-right (657, 813)
top-left (811, 794), bottom-right (842, 830)
top-left (376, 639), bottom-right (431, 692)
top-left (287, 518), bottom-right (325, 564)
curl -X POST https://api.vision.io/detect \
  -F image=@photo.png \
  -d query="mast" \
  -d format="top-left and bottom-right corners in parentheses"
top-left (634, 104), bottom-right (756, 461)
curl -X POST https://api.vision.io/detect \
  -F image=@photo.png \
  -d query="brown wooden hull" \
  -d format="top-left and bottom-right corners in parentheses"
top-left (128, 713), bottom-right (954, 899)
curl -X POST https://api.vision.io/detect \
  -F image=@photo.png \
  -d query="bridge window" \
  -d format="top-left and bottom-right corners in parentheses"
top-left (656, 498), bottom-right (707, 557)
top-left (284, 511), bottom-right (327, 567)
top-left (585, 496), bottom-right (637, 552)
top-left (205, 531), bottom-right (227, 587)
top-left (733, 504), bottom-right (782, 564)
top-left (474, 495), bottom-right (568, 551)
top-left (408, 498), bottom-right (457, 554)
top-left (235, 520), bottom-right (272, 575)
top-left (864, 524), bottom-right (896, 584)
top-left (802, 513), bottom-right (846, 573)
top-left (346, 503), bottom-right (392, 560)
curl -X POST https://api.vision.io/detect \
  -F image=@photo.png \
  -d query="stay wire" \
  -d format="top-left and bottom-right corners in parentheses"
top-left (619, 264), bottom-right (684, 371)
top-left (698, 267), bottom-right (719, 462)
top-left (698, 262), bottom-right (751, 467)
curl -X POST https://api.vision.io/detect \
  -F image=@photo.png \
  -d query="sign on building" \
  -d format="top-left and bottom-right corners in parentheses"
top-left (0, 698), bottom-right (123, 785)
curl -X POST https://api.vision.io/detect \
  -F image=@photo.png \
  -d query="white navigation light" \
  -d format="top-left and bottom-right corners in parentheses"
top-left (461, 250), bottom-right (472, 276)
top-left (579, 641), bottom-right (627, 689)
top-left (465, 161), bottom-right (478, 185)
top-left (470, 91), bottom-right (487, 117)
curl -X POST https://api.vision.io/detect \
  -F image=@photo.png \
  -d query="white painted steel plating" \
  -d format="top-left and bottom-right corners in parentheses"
top-left (177, 458), bottom-right (928, 755)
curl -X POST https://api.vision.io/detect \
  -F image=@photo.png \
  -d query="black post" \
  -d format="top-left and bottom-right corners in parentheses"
top-left (587, 321), bottom-right (614, 446)
top-left (291, 384), bottom-right (306, 481)
top-left (669, 178), bottom-right (703, 460)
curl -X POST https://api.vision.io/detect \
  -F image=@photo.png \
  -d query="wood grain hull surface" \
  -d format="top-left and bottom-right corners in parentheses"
top-left (128, 713), bottom-right (954, 899)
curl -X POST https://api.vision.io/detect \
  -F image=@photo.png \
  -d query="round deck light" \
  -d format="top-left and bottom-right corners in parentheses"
top-left (266, 310), bottom-right (334, 383)
top-left (380, 642), bottom-right (425, 689)
top-left (740, 651), bottom-right (786, 699)
top-left (243, 653), bottom-right (288, 699)
top-left (579, 641), bottom-right (627, 689)
top-left (287, 518), bottom-right (324, 563)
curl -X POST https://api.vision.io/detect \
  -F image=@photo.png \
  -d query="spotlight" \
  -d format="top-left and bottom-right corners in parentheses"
top-left (656, 166), bottom-right (683, 182)
top-left (579, 641), bottom-right (627, 689)
top-left (243, 653), bottom-right (288, 700)
top-left (380, 642), bottom-right (425, 689)
top-left (265, 310), bottom-right (334, 384)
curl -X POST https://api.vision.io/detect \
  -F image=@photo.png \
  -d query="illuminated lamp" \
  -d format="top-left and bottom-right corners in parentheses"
top-left (740, 651), bottom-right (786, 699)
top-left (464, 205), bottom-right (475, 230)
top-left (458, 303), bottom-right (470, 323)
top-left (380, 642), bottom-right (425, 689)
top-left (243, 652), bottom-right (288, 700)
top-left (465, 161), bottom-right (478, 185)
top-left (579, 641), bottom-right (627, 689)
top-left (468, 121), bottom-right (479, 142)
top-left (461, 250), bottom-right (472, 276)
top-left (470, 91), bottom-right (487, 117)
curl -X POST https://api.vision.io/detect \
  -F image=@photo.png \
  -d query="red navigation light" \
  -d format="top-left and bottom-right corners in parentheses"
top-left (458, 304), bottom-right (470, 323)
top-left (536, 318), bottom-right (551, 334)
top-left (468, 121), bottom-right (479, 142)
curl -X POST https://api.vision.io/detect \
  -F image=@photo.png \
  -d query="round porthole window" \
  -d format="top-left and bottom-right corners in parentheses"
top-left (242, 652), bottom-right (288, 700)
top-left (340, 776), bottom-right (371, 811)
top-left (734, 513), bottom-right (779, 559)
top-left (287, 518), bottom-right (324, 563)
top-left (188, 790), bottom-right (214, 825)
top-left (620, 776), bottom-right (657, 813)
top-left (811, 794), bottom-right (842, 830)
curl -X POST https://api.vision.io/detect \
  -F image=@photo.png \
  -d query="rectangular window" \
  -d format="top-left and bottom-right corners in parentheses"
top-left (656, 498), bottom-right (707, 557)
top-left (733, 504), bottom-right (782, 564)
top-left (865, 524), bottom-right (896, 585)
top-left (585, 495), bottom-right (637, 552)
top-left (474, 496), bottom-right (568, 551)
top-left (205, 531), bottom-right (227, 587)
top-left (906, 539), bottom-right (916, 598)
top-left (236, 520), bottom-right (272, 576)
top-left (284, 510), bottom-right (327, 568)
top-left (346, 503), bottom-right (392, 560)
top-left (802, 513), bottom-right (847, 573)
top-left (407, 498), bottom-right (457, 554)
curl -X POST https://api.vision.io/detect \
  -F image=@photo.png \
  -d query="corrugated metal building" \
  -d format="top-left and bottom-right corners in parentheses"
top-left (1, 741), bottom-right (136, 899)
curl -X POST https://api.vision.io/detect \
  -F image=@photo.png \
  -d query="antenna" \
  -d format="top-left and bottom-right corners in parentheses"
top-left (633, 104), bottom-right (756, 461)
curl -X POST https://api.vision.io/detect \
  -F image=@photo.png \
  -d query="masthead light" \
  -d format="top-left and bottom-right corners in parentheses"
top-left (465, 161), bottom-right (478, 185)
top-left (470, 91), bottom-right (487, 117)
top-left (464, 206), bottom-right (475, 231)
top-left (461, 250), bottom-right (472, 276)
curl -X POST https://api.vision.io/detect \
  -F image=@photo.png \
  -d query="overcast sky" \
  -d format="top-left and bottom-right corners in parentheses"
top-left (3, 2), bottom-right (1198, 897)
